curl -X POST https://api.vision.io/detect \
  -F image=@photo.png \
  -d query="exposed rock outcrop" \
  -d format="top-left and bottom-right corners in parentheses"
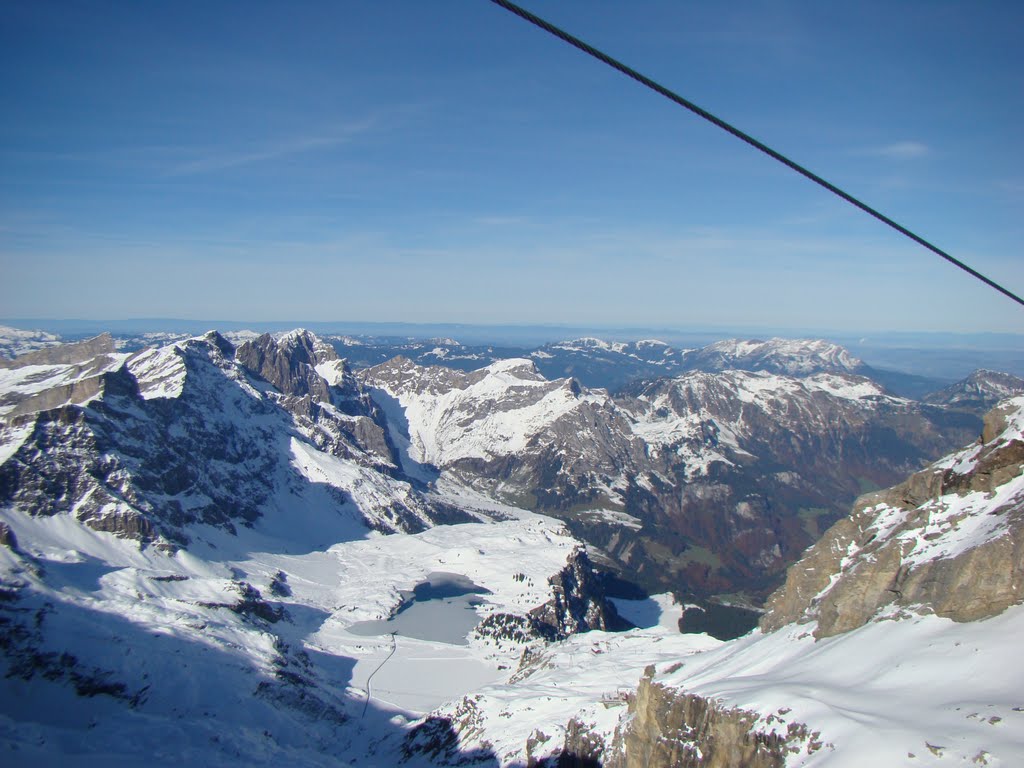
top-left (528, 548), bottom-right (628, 639)
top-left (761, 395), bottom-right (1024, 637)
top-left (473, 548), bottom-right (627, 646)
top-left (601, 668), bottom-right (803, 768)
top-left (0, 521), bottom-right (17, 550)
top-left (0, 333), bottom-right (115, 368)
top-left (235, 330), bottom-right (334, 402)
top-left (0, 331), bottom-right (457, 548)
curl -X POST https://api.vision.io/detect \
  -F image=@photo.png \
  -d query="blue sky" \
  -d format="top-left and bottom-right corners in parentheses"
top-left (2, 0), bottom-right (1022, 334)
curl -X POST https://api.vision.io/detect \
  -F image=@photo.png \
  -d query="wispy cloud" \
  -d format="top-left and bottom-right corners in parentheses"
top-left (856, 141), bottom-right (930, 159)
top-left (995, 179), bottom-right (1024, 195)
top-left (167, 118), bottom-right (378, 176)
top-left (470, 215), bottom-right (533, 227)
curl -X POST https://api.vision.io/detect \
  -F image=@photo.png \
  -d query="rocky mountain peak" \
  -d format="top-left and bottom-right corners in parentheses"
top-left (925, 368), bottom-right (1024, 412)
top-left (235, 331), bottom-right (335, 401)
top-left (199, 330), bottom-right (236, 359)
top-left (277, 328), bottom-right (339, 362)
top-left (476, 357), bottom-right (544, 381)
top-left (760, 395), bottom-right (1024, 637)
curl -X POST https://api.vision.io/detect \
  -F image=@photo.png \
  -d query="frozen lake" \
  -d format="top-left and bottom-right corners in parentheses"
top-left (346, 571), bottom-right (491, 645)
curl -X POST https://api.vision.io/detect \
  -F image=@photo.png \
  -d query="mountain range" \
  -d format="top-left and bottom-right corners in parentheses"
top-left (0, 327), bottom-right (1022, 765)
top-left (423, 393), bottom-right (1024, 766)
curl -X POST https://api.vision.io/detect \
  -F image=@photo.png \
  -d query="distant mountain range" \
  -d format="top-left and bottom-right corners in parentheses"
top-left (5, 321), bottom-right (1024, 380)
top-left (4, 328), bottom-right (1019, 606)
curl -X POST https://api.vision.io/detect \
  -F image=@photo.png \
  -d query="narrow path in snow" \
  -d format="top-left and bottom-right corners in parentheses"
top-left (362, 631), bottom-right (398, 718)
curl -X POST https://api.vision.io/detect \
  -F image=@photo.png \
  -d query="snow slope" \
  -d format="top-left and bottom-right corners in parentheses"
top-left (651, 608), bottom-right (1024, 766)
top-left (0, 481), bottom-right (593, 766)
top-left (411, 398), bottom-right (1024, 766)
top-left (363, 357), bottom-right (607, 466)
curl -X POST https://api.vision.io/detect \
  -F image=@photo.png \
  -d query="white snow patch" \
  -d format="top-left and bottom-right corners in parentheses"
top-left (656, 607), bottom-right (1024, 767)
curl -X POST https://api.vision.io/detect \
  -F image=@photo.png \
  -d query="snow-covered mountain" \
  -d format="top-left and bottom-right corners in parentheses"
top-left (616, 369), bottom-right (979, 597)
top-left (1, 330), bottom-right (1021, 766)
top-left (360, 356), bottom-right (647, 510)
top-left (0, 331), bottom-right (452, 550)
top-left (0, 331), bottom-right (631, 765)
top-left (679, 337), bottom-right (864, 376)
top-left (524, 337), bottom-right (690, 391)
top-left (345, 335), bottom-right (871, 392)
top-left (363, 355), bottom-right (978, 602)
top-left (322, 337), bottom-right (518, 375)
top-left (924, 368), bottom-right (1024, 413)
top-left (415, 395), bottom-right (1024, 766)
top-left (0, 325), bottom-right (63, 360)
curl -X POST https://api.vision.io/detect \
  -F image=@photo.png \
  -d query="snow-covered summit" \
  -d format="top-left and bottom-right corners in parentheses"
top-left (925, 368), bottom-right (1024, 411)
top-left (551, 337), bottom-right (628, 354)
top-left (476, 356), bottom-right (545, 381)
top-left (360, 356), bottom-right (617, 469)
top-left (682, 337), bottom-right (863, 376)
top-left (0, 325), bottom-right (64, 360)
top-left (0, 331), bottom-right (449, 551)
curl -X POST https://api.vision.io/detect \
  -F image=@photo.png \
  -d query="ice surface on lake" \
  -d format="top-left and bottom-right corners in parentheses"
top-left (347, 572), bottom-right (490, 645)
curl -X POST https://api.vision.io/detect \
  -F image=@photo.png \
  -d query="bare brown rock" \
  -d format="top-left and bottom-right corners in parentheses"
top-left (0, 333), bottom-right (115, 368)
top-left (760, 396), bottom-right (1024, 638)
top-left (602, 668), bottom-right (800, 768)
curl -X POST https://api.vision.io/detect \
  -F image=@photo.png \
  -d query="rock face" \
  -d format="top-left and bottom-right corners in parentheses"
top-left (528, 548), bottom-right (627, 638)
top-left (602, 669), bottom-right (798, 768)
top-left (0, 331), bottom-right (455, 549)
top-left (0, 332), bottom-right (115, 368)
top-left (236, 329), bottom-right (337, 402)
top-left (761, 395), bottom-right (1024, 637)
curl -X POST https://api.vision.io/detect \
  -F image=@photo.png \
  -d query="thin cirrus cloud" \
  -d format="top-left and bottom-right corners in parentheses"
top-left (857, 141), bottom-right (930, 159)
top-left (166, 118), bottom-right (378, 176)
